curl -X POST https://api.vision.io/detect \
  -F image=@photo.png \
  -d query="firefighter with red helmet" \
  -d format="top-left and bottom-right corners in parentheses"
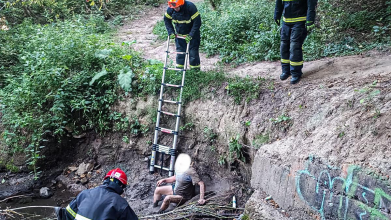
top-left (164, 0), bottom-right (201, 70)
top-left (55, 168), bottom-right (138, 220)
top-left (274, 0), bottom-right (318, 84)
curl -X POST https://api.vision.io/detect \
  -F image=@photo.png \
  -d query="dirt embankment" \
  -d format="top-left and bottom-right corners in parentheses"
top-left (1, 1), bottom-right (391, 219)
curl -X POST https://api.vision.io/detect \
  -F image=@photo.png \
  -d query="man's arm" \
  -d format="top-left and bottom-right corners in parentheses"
top-left (188, 4), bottom-right (201, 38)
top-left (164, 8), bottom-right (176, 36)
top-left (306, 0), bottom-right (318, 23)
top-left (197, 181), bottom-right (206, 205)
top-left (157, 175), bottom-right (176, 186)
top-left (274, 0), bottom-right (283, 21)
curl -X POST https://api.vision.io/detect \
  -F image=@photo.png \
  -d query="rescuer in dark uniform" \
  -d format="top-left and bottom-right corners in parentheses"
top-left (164, 0), bottom-right (201, 70)
top-left (55, 168), bottom-right (138, 220)
top-left (274, 0), bottom-right (318, 84)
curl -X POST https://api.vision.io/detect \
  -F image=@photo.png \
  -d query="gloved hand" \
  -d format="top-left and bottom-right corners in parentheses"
top-left (169, 33), bottom-right (176, 39)
top-left (306, 21), bottom-right (315, 32)
top-left (275, 19), bottom-right (280, 26)
top-left (185, 35), bottom-right (192, 44)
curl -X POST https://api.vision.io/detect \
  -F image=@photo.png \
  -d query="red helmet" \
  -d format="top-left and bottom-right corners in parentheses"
top-left (168, 0), bottom-right (184, 8)
top-left (104, 168), bottom-right (127, 186)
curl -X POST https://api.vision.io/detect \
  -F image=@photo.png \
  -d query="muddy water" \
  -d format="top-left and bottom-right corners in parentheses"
top-left (0, 186), bottom-right (74, 220)
top-left (0, 197), bottom-right (58, 219)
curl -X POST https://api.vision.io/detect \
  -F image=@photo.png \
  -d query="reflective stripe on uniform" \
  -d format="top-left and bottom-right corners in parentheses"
top-left (173, 19), bottom-right (191, 24)
top-left (190, 65), bottom-right (200, 69)
top-left (176, 64), bottom-right (184, 68)
top-left (283, 16), bottom-right (306, 22)
top-left (75, 214), bottom-right (92, 220)
top-left (165, 13), bottom-right (172, 19)
top-left (290, 61), bottom-right (304, 66)
top-left (191, 11), bottom-right (200, 20)
top-left (281, 59), bottom-right (290, 64)
top-left (66, 205), bottom-right (76, 217)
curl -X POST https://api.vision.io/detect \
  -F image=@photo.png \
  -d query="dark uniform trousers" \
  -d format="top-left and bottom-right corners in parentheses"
top-left (274, 0), bottom-right (317, 78)
top-left (280, 21), bottom-right (307, 78)
top-left (175, 35), bottom-right (201, 69)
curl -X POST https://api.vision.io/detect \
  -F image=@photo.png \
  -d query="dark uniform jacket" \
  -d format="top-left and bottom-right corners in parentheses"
top-left (164, 1), bottom-right (201, 40)
top-left (56, 181), bottom-right (138, 220)
top-left (274, 0), bottom-right (317, 23)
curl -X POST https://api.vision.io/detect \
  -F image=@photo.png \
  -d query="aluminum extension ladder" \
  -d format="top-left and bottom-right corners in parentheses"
top-left (149, 35), bottom-right (190, 176)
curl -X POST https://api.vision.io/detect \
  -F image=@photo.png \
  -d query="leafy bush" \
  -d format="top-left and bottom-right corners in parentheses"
top-left (0, 17), bottom-right (144, 174)
top-left (0, 0), bottom-right (161, 25)
top-left (198, 0), bottom-right (280, 63)
top-left (228, 135), bottom-right (245, 162)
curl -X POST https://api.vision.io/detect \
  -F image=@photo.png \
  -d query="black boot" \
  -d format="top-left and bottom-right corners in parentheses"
top-left (280, 72), bottom-right (291, 81)
top-left (290, 75), bottom-right (301, 84)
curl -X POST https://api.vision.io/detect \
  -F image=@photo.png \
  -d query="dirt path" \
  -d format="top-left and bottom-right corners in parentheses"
top-left (117, 0), bottom-right (220, 71)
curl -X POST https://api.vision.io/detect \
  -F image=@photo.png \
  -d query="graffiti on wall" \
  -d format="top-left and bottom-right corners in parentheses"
top-left (296, 157), bottom-right (391, 220)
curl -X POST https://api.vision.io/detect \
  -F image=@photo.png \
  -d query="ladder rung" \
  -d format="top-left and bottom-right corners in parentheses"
top-left (165, 67), bottom-right (185, 71)
top-left (162, 83), bottom-right (182, 88)
top-left (155, 144), bottom-right (171, 154)
top-left (166, 51), bottom-right (186, 55)
top-left (159, 110), bottom-right (180, 117)
top-left (159, 99), bottom-right (181, 104)
top-left (154, 165), bottom-right (170, 171)
top-left (156, 127), bottom-right (178, 135)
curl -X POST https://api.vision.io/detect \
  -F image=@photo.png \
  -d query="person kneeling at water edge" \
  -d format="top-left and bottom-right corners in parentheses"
top-left (55, 168), bottom-right (138, 220)
top-left (153, 154), bottom-right (206, 213)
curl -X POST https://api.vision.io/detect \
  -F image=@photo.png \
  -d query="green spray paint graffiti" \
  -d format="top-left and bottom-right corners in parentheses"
top-left (296, 159), bottom-right (391, 220)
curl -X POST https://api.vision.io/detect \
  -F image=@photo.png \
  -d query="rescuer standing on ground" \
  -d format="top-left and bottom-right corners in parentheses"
top-left (274, 0), bottom-right (318, 84)
top-left (164, 0), bottom-right (202, 70)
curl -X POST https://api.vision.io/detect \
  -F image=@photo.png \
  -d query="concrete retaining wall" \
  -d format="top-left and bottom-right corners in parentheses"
top-left (251, 156), bottom-right (391, 220)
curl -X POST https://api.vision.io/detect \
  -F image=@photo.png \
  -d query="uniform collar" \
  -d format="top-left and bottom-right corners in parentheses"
top-left (101, 179), bottom-right (124, 195)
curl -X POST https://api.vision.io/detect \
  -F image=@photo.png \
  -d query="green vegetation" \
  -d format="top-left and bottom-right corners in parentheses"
top-left (203, 126), bottom-right (218, 144)
top-left (226, 77), bottom-right (263, 104)
top-left (355, 81), bottom-right (381, 108)
top-left (122, 136), bottom-right (130, 143)
top-left (137, 63), bottom-right (226, 103)
top-left (154, 0), bottom-right (390, 64)
top-left (336, 125), bottom-right (348, 139)
top-left (218, 155), bottom-right (226, 166)
top-left (252, 133), bottom-right (269, 149)
top-left (0, 0), bottom-right (160, 25)
top-left (6, 163), bottom-right (19, 172)
top-left (270, 114), bottom-right (291, 124)
top-left (240, 214), bottom-right (250, 220)
top-left (0, 18), bottom-right (139, 154)
top-left (180, 122), bottom-right (195, 131)
top-left (228, 135), bottom-right (245, 162)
